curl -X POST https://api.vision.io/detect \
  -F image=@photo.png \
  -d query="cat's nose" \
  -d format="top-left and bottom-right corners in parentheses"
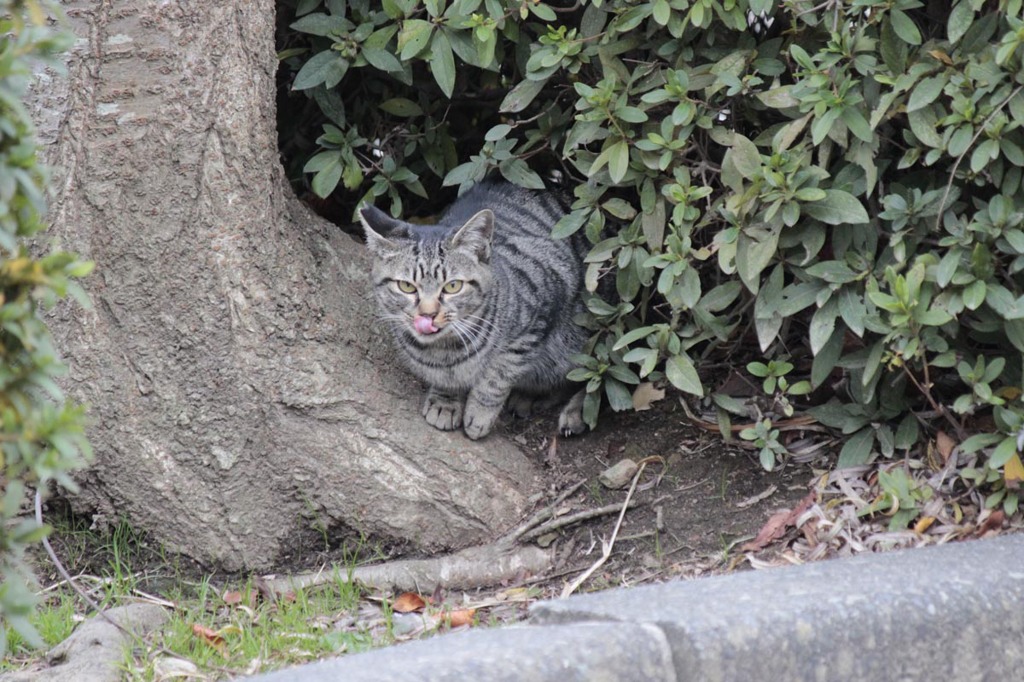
top-left (418, 299), bottom-right (441, 317)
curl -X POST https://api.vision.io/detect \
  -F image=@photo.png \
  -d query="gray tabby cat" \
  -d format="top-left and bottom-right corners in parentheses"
top-left (358, 180), bottom-right (590, 440)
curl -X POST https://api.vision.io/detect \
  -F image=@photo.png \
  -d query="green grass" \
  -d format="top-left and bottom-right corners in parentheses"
top-left (0, 590), bottom-right (79, 669)
top-left (2, 518), bottom-right (444, 680)
top-left (124, 571), bottom-right (383, 679)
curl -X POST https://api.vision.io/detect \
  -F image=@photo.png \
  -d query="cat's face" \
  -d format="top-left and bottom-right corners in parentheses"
top-left (359, 207), bottom-right (494, 346)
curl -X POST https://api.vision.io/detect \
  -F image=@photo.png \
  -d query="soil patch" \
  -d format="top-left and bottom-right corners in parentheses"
top-left (500, 396), bottom-right (813, 588)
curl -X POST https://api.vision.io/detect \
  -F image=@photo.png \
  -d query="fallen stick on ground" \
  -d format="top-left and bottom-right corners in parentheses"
top-left (515, 500), bottom-right (642, 544)
top-left (502, 478), bottom-right (588, 543)
top-left (561, 457), bottom-right (659, 599)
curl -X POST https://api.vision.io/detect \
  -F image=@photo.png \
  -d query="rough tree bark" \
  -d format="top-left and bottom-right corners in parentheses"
top-left (30, 0), bottom-right (544, 571)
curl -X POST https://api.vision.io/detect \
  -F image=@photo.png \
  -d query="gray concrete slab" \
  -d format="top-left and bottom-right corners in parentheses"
top-left (246, 534), bottom-right (1024, 681)
top-left (249, 621), bottom-right (676, 682)
top-left (533, 534), bottom-right (1024, 681)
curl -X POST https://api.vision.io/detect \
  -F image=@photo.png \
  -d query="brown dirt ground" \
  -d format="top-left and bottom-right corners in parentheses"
top-left (498, 395), bottom-right (813, 589)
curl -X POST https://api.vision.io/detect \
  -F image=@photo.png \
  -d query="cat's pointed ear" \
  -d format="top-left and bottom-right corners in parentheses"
top-left (451, 209), bottom-right (494, 263)
top-left (358, 204), bottom-right (402, 256)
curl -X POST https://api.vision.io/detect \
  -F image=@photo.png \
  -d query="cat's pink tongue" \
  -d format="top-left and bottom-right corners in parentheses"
top-left (414, 315), bottom-right (439, 335)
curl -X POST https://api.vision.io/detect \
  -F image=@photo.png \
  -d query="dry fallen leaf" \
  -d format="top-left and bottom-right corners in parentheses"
top-left (977, 510), bottom-right (1006, 537)
top-left (632, 382), bottom-right (666, 411)
top-left (392, 592), bottom-right (427, 613)
top-left (598, 458), bottom-right (639, 489)
top-left (222, 590), bottom-right (244, 606)
top-left (1004, 453), bottom-right (1024, 487)
top-left (446, 608), bottom-right (477, 627)
top-left (192, 623), bottom-right (227, 654)
top-left (913, 516), bottom-right (935, 534)
top-left (735, 484), bottom-right (778, 509)
top-left (935, 430), bottom-right (956, 463)
top-left (740, 490), bottom-right (816, 552)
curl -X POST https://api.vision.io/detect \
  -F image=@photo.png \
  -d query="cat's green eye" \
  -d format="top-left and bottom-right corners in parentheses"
top-left (396, 280), bottom-right (416, 294)
top-left (442, 280), bottom-right (464, 294)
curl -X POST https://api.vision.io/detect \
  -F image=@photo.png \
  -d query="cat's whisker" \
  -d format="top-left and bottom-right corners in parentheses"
top-left (457, 315), bottom-right (498, 337)
top-left (448, 319), bottom-right (479, 350)
top-left (450, 319), bottom-right (484, 353)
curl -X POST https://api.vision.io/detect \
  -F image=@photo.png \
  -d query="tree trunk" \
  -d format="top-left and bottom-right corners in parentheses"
top-left (30, 0), bottom-right (542, 571)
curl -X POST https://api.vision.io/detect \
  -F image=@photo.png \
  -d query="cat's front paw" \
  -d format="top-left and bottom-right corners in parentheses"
top-left (423, 392), bottom-right (463, 431)
top-left (558, 390), bottom-right (588, 437)
top-left (463, 402), bottom-right (500, 440)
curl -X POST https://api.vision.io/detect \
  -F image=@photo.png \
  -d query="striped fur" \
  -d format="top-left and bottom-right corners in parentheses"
top-left (359, 180), bottom-right (589, 440)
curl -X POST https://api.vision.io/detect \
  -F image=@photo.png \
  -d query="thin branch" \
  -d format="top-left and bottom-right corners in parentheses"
top-left (517, 498), bottom-right (641, 544)
top-left (560, 461), bottom-right (648, 599)
top-left (934, 84), bottom-right (1024, 232)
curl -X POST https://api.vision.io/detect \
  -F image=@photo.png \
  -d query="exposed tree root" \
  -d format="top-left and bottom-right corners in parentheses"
top-left (0, 604), bottom-right (169, 682)
top-left (260, 543), bottom-right (553, 595)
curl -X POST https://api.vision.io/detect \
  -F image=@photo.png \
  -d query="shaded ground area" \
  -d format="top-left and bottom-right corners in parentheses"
top-left (501, 396), bottom-right (812, 586)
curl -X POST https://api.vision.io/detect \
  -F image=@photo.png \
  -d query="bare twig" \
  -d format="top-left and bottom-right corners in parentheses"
top-left (934, 83), bottom-right (1024, 231)
top-left (517, 499), bottom-right (641, 544)
top-left (503, 478), bottom-right (587, 544)
top-left (560, 461), bottom-right (648, 599)
top-left (35, 489), bottom-right (117, 621)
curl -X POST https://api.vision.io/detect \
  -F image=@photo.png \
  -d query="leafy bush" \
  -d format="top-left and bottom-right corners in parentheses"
top-left (0, 0), bottom-right (93, 656)
top-left (280, 0), bottom-right (1024, 510)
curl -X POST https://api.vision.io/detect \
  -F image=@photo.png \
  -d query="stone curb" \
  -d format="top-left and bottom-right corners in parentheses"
top-left (249, 621), bottom-right (677, 682)
top-left (248, 534), bottom-right (1024, 681)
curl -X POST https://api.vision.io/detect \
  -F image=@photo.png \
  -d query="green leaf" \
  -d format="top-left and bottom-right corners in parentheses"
top-left (551, 210), bottom-right (589, 239)
top-left (880, 17), bottom-right (908, 73)
top-left (889, 9), bottom-right (922, 45)
top-left (379, 98), bottom-right (423, 117)
top-left (583, 391), bottom-right (601, 428)
top-left (604, 377), bottom-right (635, 411)
top-left (500, 78), bottom-right (547, 113)
top-left (290, 13), bottom-right (352, 37)
top-left (362, 47), bottom-right (403, 73)
top-left (916, 309), bottom-right (953, 326)
top-left (499, 159), bottom-right (545, 190)
top-left (757, 85), bottom-right (799, 109)
top-left (838, 286), bottom-right (867, 336)
top-left (841, 107), bottom-right (873, 143)
top-left (947, 1), bottom-right (974, 44)
top-left (908, 107), bottom-right (943, 148)
top-left (806, 260), bottom-right (859, 284)
top-left (894, 413), bottom-right (919, 450)
top-left (963, 280), bottom-right (986, 310)
top-left (292, 50), bottom-right (349, 90)
top-left (907, 75), bottom-right (946, 113)
top-left (960, 433), bottom-right (1003, 454)
top-left (666, 354), bottom-right (704, 396)
top-left (430, 31), bottom-right (456, 98)
top-left (735, 225), bottom-right (780, 294)
top-left (399, 18), bottom-right (434, 60)
top-left (809, 296), bottom-right (839, 356)
top-left (990, 437), bottom-right (1019, 469)
top-left (838, 428), bottom-right (876, 468)
top-left (485, 124), bottom-right (512, 142)
top-left (970, 138), bottom-right (999, 174)
top-left (309, 152), bottom-right (343, 198)
top-left (948, 126), bottom-right (973, 158)
top-left (729, 134), bottom-right (761, 180)
top-left (653, 0), bottom-right (670, 25)
top-left (811, 326), bottom-right (844, 388)
top-left (608, 140), bottom-right (630, 183)
top-left (613, 325), bottom-right (659, 350)
top-left (802, 190), bottom-right (869, 225)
